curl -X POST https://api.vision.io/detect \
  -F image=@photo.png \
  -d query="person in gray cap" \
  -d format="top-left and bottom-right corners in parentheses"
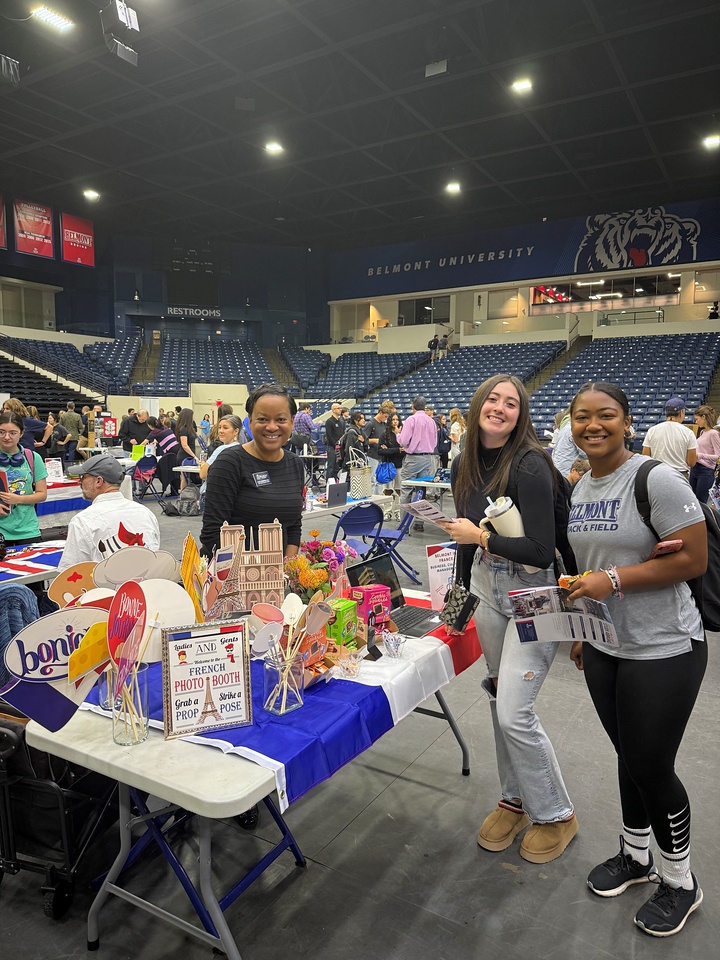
top-left (642, 397), bottom-right (698, 476)
top-left (59, 455), bottom-right (160, 569)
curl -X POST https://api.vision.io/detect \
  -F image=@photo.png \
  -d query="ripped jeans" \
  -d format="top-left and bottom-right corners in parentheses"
top-left (471, 551), bottom-right (574, 823)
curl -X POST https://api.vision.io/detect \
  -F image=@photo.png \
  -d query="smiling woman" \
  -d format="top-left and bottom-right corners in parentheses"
top-left (199, 384), bottom-right (305, 559)
top-left (438, 374), bottom-right (578, 865)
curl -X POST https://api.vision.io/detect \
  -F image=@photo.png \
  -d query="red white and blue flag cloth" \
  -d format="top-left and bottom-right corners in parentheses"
top-left (0, 546), bottom-right (64, 584)
top-left (83, 621), bottom-right (480, 812)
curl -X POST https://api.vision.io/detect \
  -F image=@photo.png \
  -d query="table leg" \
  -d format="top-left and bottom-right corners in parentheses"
top-left (413, 689), bottom-right (470, 776)
top-left (198, 817), bottom-right (243, 960)
top-left (87, 783), bottom-right (133, 950)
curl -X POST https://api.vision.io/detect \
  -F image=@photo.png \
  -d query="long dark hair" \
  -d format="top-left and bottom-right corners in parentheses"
top-left (454, 374), bottom-right (550, 512)
top-left (174, 408), bottom-right (195, 439)
top-left (383, 414), bottom-right (402, 445)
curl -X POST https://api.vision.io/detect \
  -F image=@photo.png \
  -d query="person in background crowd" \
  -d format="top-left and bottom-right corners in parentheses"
top-left (379, 412), bottom-right (404, 506)
top-left (424, 402), bottom-right (441, 477)
top-left (552, 409), bottom-right (584, 476)
top-left (398, 396), bottom-right (438, 504)
top-left (567, 382), bottom-right (706, 937)
top-left (26, 405), bottom-right (40, 419)
top-left (44, 412), bottom-right (70, 461)
top-left (146, 416), bottom-right (180, 456)
top-left (122, 408), bottom-right (135, 421)
top-left (438, 333), bottom-right (449, 359)
top-left (2, 398), bottom-right (52, 453)
top-left (199, 414), bottom-right (212, 446)
top-left (438, 374), bottom-right (577, 865)
top-left (175, 408), bottom-right (199, 491)
top-left (118, 409), bottom-right (151, 453)
top-left (428, 334), bottom-right (439, 362)
top-left (198, 415), bottom-right (243, 495)
top-left (449, 408), bottom-right (466, 462)
top-left (339, 409), bottom-right (368, 471)
top-left (437, 413), bottom-right (452, 469)
top-left (0, 412), bottom-right (48, 548)
top-left (207, 403), bottom-right (234, 457)
top-left (59, 401), bottom-right (83, 463)
top-left (292, 402), bottom-right (315, 451)
top-left (324, 401), bottom-right (345, 481)
top-left (642, 397), bottom-right (698, 476)
top-left (61, 455), bottom-right (160, 569)
top-left (200, 384), bottom-right (304, 559)
top-left (689, 404), bottom-right (720, 504)
top-left (364, 401), bottom-right (392, 491)
top-left (568, 456), bottom-right (591, 486)
top-left (341, 406), bottom-right (350, 422)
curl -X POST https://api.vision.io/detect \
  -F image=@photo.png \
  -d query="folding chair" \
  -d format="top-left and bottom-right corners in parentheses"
top-left (132, 455), bottom-right (164, 503)
top-left (376, 491), bottom-right (422, 583)
top-left (331, 501), bottom-right (384, 560)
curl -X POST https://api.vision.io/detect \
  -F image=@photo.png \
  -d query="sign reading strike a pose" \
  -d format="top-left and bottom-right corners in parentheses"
top-left (162, 620), bottom-right (252, 739)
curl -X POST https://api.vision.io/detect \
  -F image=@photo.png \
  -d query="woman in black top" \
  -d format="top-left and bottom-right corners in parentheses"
top-left (438, 374), bottom-right (576, 865)
top-left (175, 408), bottom-right (199, 491)
top-left (45, 412), bottom-right (70, 460)
top-left (378, 413), bottom-right (404, 496)
top-left (339, 409), bottom-right (368, 470)
top-left (200, 384), bottom-right (304, 558)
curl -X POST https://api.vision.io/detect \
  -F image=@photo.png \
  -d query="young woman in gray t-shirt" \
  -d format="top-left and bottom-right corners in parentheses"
top-left (566, 381), bottom-right (707, 938)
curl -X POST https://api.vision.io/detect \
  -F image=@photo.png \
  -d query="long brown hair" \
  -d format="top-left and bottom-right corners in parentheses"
top-left (454, 374), bottom-right (550, 512)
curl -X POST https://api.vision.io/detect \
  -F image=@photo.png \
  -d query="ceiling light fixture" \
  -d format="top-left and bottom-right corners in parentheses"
top-left (265, 141), bottom-right (284, 154)
top-left (511, 78), bottom-right (532, 93)
top-left (445, 181), bottom-right (461, 193)
top-left (635, 287), bottom-right (645, 293)
top-left (576, 279), bottom-right (605, 286)
top-left (703, 134), bottom-right (720, 148)
top-left (83, 189), bottom-right (100, 201)
top-left (32, 6), bottom-right (73, 30)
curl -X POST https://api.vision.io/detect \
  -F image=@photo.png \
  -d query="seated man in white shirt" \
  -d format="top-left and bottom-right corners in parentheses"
top-left (59, 455), bottom-right (160, 569)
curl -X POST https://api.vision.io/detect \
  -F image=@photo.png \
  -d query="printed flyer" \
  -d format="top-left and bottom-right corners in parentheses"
top-left (509, 586), bottom-right (618, 648)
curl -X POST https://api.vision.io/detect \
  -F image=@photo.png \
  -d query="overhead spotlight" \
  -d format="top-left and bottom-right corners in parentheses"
top-left (83, 189), bottom-right (100, 201)
top-left (99, 3), bottom-right (140, 66)
top-left (511, 78), bottom-right (532, 93)
top-left (703, 134), bottom-right (720, 149)
top-left (32, 6), bottom-right (74, 30)
top-left (445, 181), bottom-right (461, 194)
top-left (265, 141), bottom-right (284, 154)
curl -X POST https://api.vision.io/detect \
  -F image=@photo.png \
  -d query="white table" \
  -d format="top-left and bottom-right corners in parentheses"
top-left (172, 464), bottom-right (201, 474)
top-left (303, 493), bottom-right (392, 522)
top-left (26, 714), bottom-right (289, 960)
top-left (401, 478), bottom-right (452, 511)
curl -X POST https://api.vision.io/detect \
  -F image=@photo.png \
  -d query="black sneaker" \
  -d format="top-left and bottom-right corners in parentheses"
top-left (587, 837), bottom-right (655, 897)
top-left (634, 874), bottom-right (703, 937)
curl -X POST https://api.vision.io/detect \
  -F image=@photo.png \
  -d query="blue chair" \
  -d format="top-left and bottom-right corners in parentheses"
top-left (332, 502), bottom-right (384, 560)
top-left (376, 499), bottom-right (421, 584)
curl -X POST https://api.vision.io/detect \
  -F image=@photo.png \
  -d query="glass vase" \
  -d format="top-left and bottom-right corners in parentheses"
top-left (263, 656), bottom-right (305, 715)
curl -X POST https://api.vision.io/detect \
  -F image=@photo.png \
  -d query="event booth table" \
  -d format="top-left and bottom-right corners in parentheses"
top-left (27, 611), bottom-right (481, 960)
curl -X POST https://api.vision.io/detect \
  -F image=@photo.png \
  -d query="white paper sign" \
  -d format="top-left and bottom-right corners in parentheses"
top-left (426, 542), bottom-right (456, 611)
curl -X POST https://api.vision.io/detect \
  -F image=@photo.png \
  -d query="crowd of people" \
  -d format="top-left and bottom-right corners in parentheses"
top-left (2, 373), bottom-right (715, 940)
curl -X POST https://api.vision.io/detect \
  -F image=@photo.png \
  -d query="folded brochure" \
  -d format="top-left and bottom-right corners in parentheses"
top-left (509, 585), bottom-right (618, 648)
top-left (400, 500), bottom-right (456, 527)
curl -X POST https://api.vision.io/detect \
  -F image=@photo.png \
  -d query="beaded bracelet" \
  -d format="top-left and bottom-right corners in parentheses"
top-left (603, 565), bottom-right (624, 599)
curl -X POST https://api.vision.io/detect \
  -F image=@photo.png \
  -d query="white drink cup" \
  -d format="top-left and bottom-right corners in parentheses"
top-left (479, 496), bottom-right (539, 574)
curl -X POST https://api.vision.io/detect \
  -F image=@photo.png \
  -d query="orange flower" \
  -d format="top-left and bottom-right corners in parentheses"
top-left (308, 529), bottom-right (321, 538)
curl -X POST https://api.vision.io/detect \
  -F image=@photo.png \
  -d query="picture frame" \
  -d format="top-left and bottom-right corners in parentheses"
top-left (161, 619), bottom-right (252, 739)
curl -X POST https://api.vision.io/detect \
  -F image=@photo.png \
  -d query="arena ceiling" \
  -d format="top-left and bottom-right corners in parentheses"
top-left (1, 0), bottom-right (719, 252)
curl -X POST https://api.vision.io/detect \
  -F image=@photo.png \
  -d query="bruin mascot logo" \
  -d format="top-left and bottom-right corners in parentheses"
top-left (574, 206), bottom-right (700, 273)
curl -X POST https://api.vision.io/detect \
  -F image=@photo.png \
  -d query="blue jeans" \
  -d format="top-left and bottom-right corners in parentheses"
top-left (471, 551), bottom-right (574, 823)
top-left (689, 462), bottom-right (715, 505)
top-left (399, 453), bottom-right (434, 503)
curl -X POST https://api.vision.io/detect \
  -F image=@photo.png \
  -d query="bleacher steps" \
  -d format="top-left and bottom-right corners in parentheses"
top-left (264, 348), bottom-right (297, 388)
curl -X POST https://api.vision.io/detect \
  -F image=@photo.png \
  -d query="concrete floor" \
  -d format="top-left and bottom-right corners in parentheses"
top-left (2, 496), bottom-right (718, 959)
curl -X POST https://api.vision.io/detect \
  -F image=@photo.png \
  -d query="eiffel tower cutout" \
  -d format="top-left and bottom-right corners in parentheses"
top-left (199, 676), bottom-right (223, 723)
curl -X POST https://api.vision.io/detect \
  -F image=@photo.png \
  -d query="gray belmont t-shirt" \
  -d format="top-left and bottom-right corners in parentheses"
top-left (568, 455), bottom-right (704, 659)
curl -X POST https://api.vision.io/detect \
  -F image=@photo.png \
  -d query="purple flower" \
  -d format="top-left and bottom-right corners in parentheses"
top-left (328, 559), bottom-right (339, 573)
top-left (335, 549), bottom-right (345, 563)
top-left (322, 547), bottom-right (335, 562)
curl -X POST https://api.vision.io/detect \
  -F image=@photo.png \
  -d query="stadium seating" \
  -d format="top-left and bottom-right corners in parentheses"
top-left (279, 345), bottom-right (330, 389)
top-left (132, 340), bottom-right (274, 394)
top-left (0, 335), bottom-right (140, 394)
top-left (0, 356), bottom-right (97, 418)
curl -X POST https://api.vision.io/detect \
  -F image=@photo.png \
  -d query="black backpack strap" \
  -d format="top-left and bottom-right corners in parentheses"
top-left (633, 459), bottom-right (661, 540)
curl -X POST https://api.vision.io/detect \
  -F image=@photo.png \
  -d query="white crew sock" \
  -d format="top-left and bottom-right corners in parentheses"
top-left (622, 824), bottom-right (651, 865)
top-left (659, 803), bottom-right (693, 889)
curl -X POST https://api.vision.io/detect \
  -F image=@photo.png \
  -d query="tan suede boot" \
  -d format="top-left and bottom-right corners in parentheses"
top-left (519, 814), bottom-right (579, 863)
top-left (477, 804), bottom-right (530, 852)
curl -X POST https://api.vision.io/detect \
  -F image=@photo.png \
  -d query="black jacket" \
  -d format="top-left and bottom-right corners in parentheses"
top-left (118, 414), bottom-right (152, 452)
top-left (325, 414), bottom-right (345, 448)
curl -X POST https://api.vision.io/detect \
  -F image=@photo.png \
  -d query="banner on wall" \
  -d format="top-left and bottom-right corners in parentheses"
top-left (327, 198), bottom-right (720, 301)
top-left (14, 199), bottom-right (54, 259)
top-left (0, 195), bottom-right (6, 250)
top-left (61, 212), bottom-right (95, 267)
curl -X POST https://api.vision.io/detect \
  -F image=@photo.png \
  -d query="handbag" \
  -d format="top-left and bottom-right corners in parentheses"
top-left (348, 447), bottom-right (373, 499)
top-left (439, 549), bottom-right (480, 632)
top-left (375, 460), bottom-right (396, 485)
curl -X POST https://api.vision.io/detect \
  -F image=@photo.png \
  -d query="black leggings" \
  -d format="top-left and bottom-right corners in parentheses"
top-left (582, 639), bottom-right (707, 854)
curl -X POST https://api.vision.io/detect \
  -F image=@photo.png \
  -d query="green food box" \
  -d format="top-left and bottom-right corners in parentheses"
top-left (326, 598), bottom-right (358, 648)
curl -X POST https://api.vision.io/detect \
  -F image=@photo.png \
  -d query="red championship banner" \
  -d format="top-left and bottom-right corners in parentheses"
top-left (61, 212), bottom-right (95, 267)
top-left (14, 199), bottom-right (54, 258)
top-left (0, 194), bottom-right (6, 249)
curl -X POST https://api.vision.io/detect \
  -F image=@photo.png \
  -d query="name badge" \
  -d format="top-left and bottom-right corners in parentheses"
top-left (252, 470), bottom-right (271, 487)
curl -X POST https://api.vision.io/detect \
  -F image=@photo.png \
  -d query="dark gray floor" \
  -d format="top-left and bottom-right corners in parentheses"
top-left (3, 498), bottom-right (719, 959)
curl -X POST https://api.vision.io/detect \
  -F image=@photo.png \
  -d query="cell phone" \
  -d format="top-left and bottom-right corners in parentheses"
top-left (649, 539), bottom-right (683, 559)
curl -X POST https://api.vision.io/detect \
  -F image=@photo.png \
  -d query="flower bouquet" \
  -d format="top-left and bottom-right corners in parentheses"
top-left (284, 531), bottom-right (357, 603)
